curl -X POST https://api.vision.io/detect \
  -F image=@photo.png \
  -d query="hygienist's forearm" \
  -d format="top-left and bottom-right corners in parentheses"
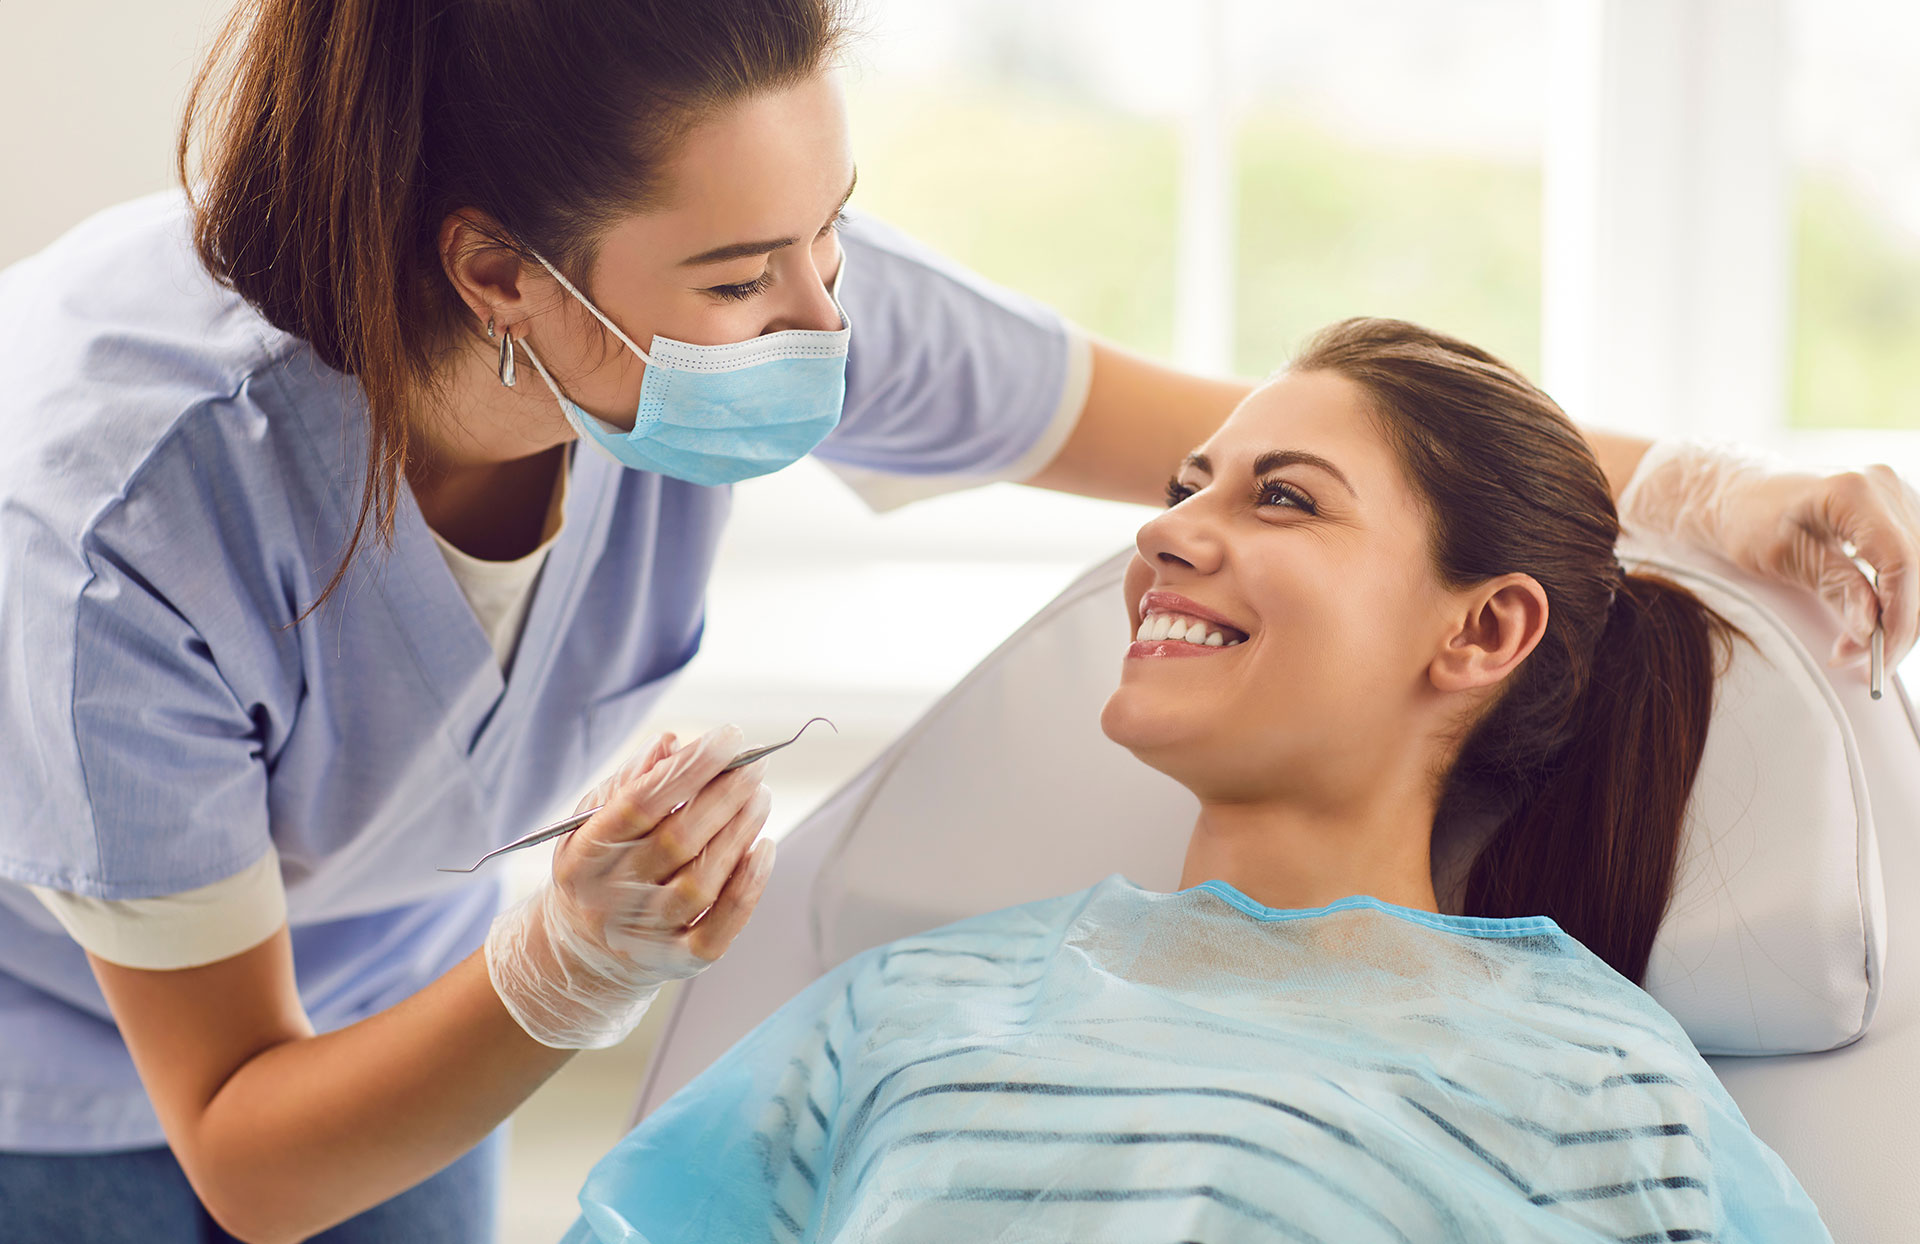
top-left (1026, 340), bottom-right (1253, 506)
top-left (1028, 342), bottom-right (1657, 509)
top-left (191, 950), bottom-right (569, 1243)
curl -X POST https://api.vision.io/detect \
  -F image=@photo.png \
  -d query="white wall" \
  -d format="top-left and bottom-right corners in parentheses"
top-left (1, 0), bottom-right (228, 267)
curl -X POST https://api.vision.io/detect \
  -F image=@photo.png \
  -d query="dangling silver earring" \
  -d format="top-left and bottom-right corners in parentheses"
top-left (497, 329), bottom-right (517, 388)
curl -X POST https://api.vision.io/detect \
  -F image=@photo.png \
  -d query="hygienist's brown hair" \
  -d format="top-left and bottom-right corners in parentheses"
top-left (1293, 318), bottom-right (1735, 983)
top-left (179, 0), bottom-right (849, 610)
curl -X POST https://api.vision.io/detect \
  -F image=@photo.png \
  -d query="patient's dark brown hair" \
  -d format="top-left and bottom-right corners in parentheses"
top-left (1293, 318), bottom-right (1734, 983)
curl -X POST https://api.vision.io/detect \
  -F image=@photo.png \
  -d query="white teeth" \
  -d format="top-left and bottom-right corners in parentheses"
top-left (1133, 610), bottom-right (1246, 649)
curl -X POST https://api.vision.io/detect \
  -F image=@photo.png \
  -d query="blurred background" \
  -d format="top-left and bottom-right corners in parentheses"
top-left (5, 0), bottom-right (1916, 1235)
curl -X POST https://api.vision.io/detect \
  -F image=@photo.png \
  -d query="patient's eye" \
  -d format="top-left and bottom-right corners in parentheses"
top-left (1257, 478), bottom-right (1317, 515)
top-left (1164, 477), bottom-right (1196, 508)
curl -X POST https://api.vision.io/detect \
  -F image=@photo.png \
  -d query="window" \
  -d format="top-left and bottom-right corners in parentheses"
top-left (1787, 0), bottom-right (1920, 433)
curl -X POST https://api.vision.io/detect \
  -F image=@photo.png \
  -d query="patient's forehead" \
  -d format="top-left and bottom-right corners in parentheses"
top-left (1204, 369), bottom-right (1403, 490)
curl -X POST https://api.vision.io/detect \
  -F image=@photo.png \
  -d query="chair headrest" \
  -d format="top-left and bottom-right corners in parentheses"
top-left (815, 540), bottom-right (1903, 1055)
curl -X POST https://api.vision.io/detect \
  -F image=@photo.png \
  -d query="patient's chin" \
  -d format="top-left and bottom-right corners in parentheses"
top-left (1101, 688), bottom-right (1295, 801)
top-left (1100, 686), bottom-right (1204, 761)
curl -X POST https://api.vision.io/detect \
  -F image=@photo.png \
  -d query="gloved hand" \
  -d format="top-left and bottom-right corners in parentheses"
top-left (1618, 441), bottom-right (1920, 668)
top-left (485, 724), bottom-right (776, 1049)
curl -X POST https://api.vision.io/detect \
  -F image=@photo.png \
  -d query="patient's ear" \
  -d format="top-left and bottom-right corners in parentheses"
top-left (1428, 573), bottom-right (1549, 693)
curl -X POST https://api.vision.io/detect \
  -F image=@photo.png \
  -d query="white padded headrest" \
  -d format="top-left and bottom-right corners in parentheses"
top-left (815, 541), bottom-right (1901, 1056)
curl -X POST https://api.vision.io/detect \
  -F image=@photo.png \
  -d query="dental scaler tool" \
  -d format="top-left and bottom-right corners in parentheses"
top-left (1871, 625), bottom-right (1885, 701)
top-left (437, 717), bottom-right (835, 873)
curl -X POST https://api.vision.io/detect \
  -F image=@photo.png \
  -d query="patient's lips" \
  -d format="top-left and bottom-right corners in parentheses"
top-left (1129, 591), bottom-right (1249, 658)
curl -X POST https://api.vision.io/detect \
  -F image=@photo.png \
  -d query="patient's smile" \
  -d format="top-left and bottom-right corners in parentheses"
top-left (1129, 591), bottom-right (1249, 658)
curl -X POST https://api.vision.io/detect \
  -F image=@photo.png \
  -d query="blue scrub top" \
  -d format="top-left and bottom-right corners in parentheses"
top-left (0, 192), bottom-right (1081, 1151)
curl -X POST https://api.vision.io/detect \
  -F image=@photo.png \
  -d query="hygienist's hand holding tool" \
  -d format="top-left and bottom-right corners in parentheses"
top-left (481, 719), bottom-right (832, 1049)
top-left (438, 717), bottom-right (835, 873)
top-left (1619, 442), bottom-right (1920, 675)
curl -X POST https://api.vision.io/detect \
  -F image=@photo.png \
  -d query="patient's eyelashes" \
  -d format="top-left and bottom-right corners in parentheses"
top-left (1257, 478), bottom-right (1317, 515)
top-left (1161, 475), bottom-right (1318, 516)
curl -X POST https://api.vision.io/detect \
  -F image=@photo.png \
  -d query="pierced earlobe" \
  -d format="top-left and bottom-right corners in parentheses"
top-left (484, 315), bottom-right (496, 340)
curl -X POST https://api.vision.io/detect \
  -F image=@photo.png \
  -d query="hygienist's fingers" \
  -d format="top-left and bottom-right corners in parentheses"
top-left (1808, 541), bottom-right (1883, 669)
top-left (1881, 556), bottom-right (1919, 667)
top-left (685, 837), bottom-right (777, 963)
top-left (1854, 467), bottom-right (1920, 663)
top-left (575, 733), bottom-right (676, 815)
top-left (659, 785), bottom-right (773, 929)
top-left (595, 725), bottom-right (744, 843)
top-left (1819, 465), bottom-right (1920, 664)
top-left (613, 757), bottom-right (767, 884)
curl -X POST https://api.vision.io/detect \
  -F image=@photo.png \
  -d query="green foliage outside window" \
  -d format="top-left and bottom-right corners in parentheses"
top-left (849, 84), bottom-right (1918, 430)
top-left (1793, 181), bottom-right (1920, 430)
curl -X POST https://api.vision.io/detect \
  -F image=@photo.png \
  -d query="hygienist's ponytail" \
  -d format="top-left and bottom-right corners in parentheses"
top-left (181, 0), bottom-right (437, 613)
top-left (179, 0), bottom-right (848, 611)
top-left (1291, 319), bottom-right (1736, 983)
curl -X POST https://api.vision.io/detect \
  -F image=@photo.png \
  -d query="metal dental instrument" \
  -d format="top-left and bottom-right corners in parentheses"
top-left (437, 717), bottom-right (835, 873)
top-left (1846, 546), bottom-right (1887, 702)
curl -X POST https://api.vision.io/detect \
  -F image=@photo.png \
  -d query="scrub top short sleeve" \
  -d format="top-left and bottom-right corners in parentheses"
top-left (4, 508), bottom-right (276, 902)
top-left (818, 213), bottom-right (1094, 510)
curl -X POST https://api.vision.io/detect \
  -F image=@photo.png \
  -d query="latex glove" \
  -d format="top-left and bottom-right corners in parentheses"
top-left (1619, 441), bottom-right (1920, 668)
top-left (485, 725), bottom-right (776, 1049)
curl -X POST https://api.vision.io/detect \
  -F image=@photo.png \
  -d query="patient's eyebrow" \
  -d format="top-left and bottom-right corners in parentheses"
top-left (678, 170), bottom-right (859, 267)
top-left (1253, 450), bottom-right (1358, 498)
top-left (1180, 450), bottom-right (1358, 499)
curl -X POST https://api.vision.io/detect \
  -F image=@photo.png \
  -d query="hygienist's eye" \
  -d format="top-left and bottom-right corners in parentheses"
top-left (1257, 478), bottom-right (1317, 515)
top-left (818, 210), bottom-right (851, 239)
top-left (1163, 477), bottom-right (1196, 508)
top-left (704, 271), bottom-right (774, 302)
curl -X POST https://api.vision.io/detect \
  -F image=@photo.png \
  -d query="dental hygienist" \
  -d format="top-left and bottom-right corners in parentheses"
top-left (0, 2), bottom-right (1915, 1242)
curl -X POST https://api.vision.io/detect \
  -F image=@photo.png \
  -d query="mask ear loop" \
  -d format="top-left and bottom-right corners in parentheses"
top-left (512, 334), bottom-right (599, 442)
top-left (528, 250), bottom-right (656, 366)
top-left (516, 250), bottom-right (654, 441)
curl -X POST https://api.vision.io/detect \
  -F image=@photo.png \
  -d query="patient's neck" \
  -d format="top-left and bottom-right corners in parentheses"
top-left (1179, 786), bottom-right (1440, 914)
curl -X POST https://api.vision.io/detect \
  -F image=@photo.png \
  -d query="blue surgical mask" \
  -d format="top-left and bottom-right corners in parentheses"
top-left (515, 252), bottom-right (851, 487)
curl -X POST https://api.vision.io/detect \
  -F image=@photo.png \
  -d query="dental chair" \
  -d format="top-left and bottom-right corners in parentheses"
top-left (634, 538), bottom-right (1916, 1241)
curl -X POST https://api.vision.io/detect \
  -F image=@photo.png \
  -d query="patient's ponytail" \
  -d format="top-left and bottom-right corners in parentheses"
top-left (1461, 572), bottom-right (1726, 982)
top-left (1291, 319), bottom-right (1735, 983)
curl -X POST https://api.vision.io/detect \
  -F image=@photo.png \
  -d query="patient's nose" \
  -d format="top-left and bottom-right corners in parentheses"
top-left (1136, 503), bottom-right (1225, 576)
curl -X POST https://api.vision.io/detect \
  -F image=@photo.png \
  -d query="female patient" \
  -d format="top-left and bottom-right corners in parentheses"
top-left (564, 319), bottom-right (1829, 1243)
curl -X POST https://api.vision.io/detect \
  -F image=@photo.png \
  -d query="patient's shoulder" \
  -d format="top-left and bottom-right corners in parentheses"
top-left (867, 887), bottom-right (1093, 973)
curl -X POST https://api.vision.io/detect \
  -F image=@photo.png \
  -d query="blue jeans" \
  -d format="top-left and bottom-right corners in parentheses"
top-left (0, 1129), bottom-right (503, 1243)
